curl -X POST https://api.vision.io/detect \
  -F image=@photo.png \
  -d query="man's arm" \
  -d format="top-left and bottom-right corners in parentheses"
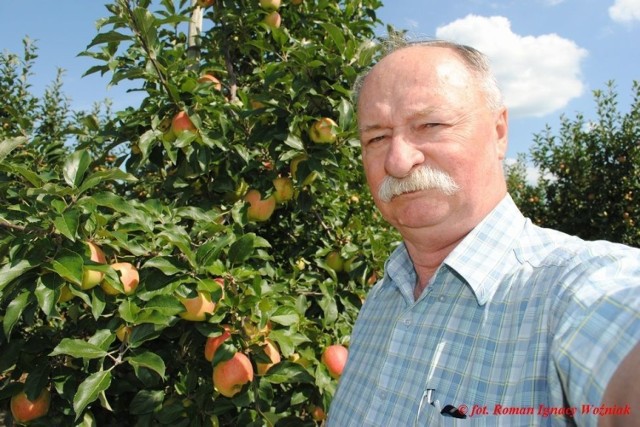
top-left (599, 342), bottom-right (640, 427)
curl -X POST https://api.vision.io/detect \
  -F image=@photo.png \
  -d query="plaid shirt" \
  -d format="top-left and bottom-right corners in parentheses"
top-left (327, 195), bottom-right (640, 426)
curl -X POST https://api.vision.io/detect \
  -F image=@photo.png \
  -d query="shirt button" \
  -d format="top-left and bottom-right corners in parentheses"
top-left (403, 318), bottom-right (411, 326)
top-left (438, 295), bottom-right (446, 302)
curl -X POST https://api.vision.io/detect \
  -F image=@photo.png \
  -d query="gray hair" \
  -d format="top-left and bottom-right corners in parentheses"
top-left (353, 38), bottom-right (504, 112)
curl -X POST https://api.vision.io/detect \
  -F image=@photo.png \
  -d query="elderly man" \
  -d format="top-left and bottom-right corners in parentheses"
top-left (327, 40), bottom-right (640, 426)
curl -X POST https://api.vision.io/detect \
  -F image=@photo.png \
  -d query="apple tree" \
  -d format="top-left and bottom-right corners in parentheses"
top-left (511, 81), bottom-right (640, 247)
top-left (0, 0), bottom-right (399, 425)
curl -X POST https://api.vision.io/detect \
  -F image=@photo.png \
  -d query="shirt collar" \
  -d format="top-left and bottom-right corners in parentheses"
top-left (381, 194), bottom-right (526, 305)
top-left (443, 194), bottom-right (526, 305)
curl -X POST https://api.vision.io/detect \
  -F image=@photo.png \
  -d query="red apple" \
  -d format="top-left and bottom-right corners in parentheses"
top-left (198, 74), bottom-right (222, 91)
top-left (81, 241), bottom-right (107, 290)
top-left (273, 177), bottom-right (294, 203)
top-left (196, 0), bottom-right (215, 7)
top-left (102, 262), bottom-right (139, 296)
top-left (322, 344), bottom-right (348, 379)
top-left (213, 352), bottom-right (254, 397)
top-left (311, 406), bottom-right (326, 421)
top-left (309, 117), bottom-right (338, 143)
top-left (179, 291), bottom-right (216, 321)
top-left (171, 111), bottom-right (196, 136)
top-left (244, 189), bottom-right (276, 222)
top-left (260, 0), bottom-right (281, 10)
top-left (205, 325), bottom-right (231, 362)
top-left (256, 339), bottom-right (281, 375)
top-left (10, 389), bottom-right (51, 424)
top-left (263, 11), bottom-right (282, 29)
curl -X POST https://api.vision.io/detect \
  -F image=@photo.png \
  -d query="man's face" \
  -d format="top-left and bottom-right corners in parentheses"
top-left (357, 46), bottom-right (508, 235)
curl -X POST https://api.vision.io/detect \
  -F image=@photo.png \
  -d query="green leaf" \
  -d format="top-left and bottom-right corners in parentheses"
top-left (63, 149), bottom-right (91, 188)
top-left (0, 259), bottom-right (36, 293)
top-left (50, 338), bottom-right (108, 359)
top-left (143, 257), bottom-right (187, 276)
top-left (228, 234), bottom-right (255, 264)
top-left (0, 136), bottom-right (27, 162)
top-left (1, 164), bottom-right (44, 187)
top-left (321, 22), bottom-right (346, 53)
top-left (270, 306), bottom-right (300, 327)
top-left (3, 291), bottom-right (30, 337)
top-left (78, 168), bottom-right (138, 194)
top-left (262, 361), bottom-right (314, 385)
top-left (129, 389), bottom-right (164, 415)
top-left (51, 249), bottom-right (84, 286)
top-left (53, 209), bottom-right (81, 241)
top-left (87, 31), bottom-right (132, 48)
top-left (73, 370), bottom-right (112, 420)
top-left (127, 351), bottom-right (166, 380)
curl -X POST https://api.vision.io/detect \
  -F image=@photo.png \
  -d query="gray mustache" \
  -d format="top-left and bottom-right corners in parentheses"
top-left (378, 165), bottom-right (461, 202)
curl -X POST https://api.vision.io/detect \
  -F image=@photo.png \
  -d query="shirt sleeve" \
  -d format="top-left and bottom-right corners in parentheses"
top-left (550, 248), bottom-right (640, 426)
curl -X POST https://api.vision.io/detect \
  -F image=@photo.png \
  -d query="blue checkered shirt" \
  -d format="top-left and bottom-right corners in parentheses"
top-left (327, 195), bottom-right (640, 426)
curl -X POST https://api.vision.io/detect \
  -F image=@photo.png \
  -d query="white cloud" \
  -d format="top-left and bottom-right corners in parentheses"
top-left (435, 15), bottom-right (588, 118)
top-left (609, 0), bottom-right (640, 23)
top-left (543, 0), bottom-right (566, 5)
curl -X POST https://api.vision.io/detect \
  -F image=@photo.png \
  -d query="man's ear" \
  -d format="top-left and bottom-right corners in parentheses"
top-left (494, 107), bottom-right (509, 160)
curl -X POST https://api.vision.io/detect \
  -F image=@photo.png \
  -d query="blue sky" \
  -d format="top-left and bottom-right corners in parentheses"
top-left (1, 0), bottom-right (639, 165)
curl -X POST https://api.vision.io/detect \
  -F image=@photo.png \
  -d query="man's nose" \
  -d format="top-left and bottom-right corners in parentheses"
top-left (384, 134), bottom-right (425, 178)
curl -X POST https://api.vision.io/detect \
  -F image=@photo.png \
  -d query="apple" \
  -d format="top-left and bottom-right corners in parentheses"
top-left (171, 111), bottom-right (196, 136)
top-left (205, 325), bottom-right (231, 362)
top-left (244, 189), bottom-right (276, 222)
top-left (273, 177), bottom-right (294, 203)
top-left (325, 251), bottom-right (344, 272)
top-left (179, 291), bottom-right (216, 321)
top-left (196, 0), bottom-right (215, 7)
top-left (263, 11), bottom-right (282, 29)
top-left (290, 154), bottom-right (318, 186)
top-left (81, 241), bottom-right (107, 290)
top-left (309, 117), bottom-right (338, 143)
top-left (242, 317), bottom-right (272, 339)
top-left (102, 262), bottom-right (139, 296)
top-left (291, 0), bottom-right (303, 5)
top-left (256, 339), bottom-right (281, 375)
top-left (213, 352), bottom-right (254, 397)
top-left (58, 284), bottom-right (75, 303)
top-left (198, 74), bottom-right (222, 91)
top-left (116, 325), bottom-right (132, 343)
top-left (322, 344), bottom-right (348, 379)
top-left (311, 406), bottom-right (326, 421)
top-left (260, 0), bottom-right (281, 10)
top-left (250, 99), bottom-right (266, 110)
top-left (10, 389), bottom-right (51, 424)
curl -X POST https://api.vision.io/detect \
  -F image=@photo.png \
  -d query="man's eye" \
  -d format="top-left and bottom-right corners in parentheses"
top-left (367, 135), bottom-right (386, 145)
top-left (418, 123), bottom-right (440, 130)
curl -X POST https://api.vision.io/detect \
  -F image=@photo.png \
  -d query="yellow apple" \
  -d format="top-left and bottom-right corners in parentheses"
top-left (290, 154), bottom-right (318, 186)
top-left (81, 241), bottom-right (107, 290)
top-left (272, 177), bottom-right (294, 203)
top-left (213, 352), bottom-right (254, 397)
top-left (322, 344), bottom-right (348, 379)
top-left (198, 74), bottom-right (222, 91)
top-left (263, 11), bottom-right (282, 29)
top-left (102, 262), bottom-right (139, 296)
top-left (291, 0), bottom-right (303, 5)
top-left (116, 325), bottom-right (132, 343)
top-left (10, 389), bottom-right (50, 424)
top-left (260, 0), bottom-right (281, 10)
top-left (58, 284), bottom-right (75, 303)
top-left (179, 291), bottom-right (216, 321)
top-left (244, 189), bottom-right (276, 222)
top-left (309, 117), bottom-right (338, 143)
top-left (256, 339), bottom-right (281, 375)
